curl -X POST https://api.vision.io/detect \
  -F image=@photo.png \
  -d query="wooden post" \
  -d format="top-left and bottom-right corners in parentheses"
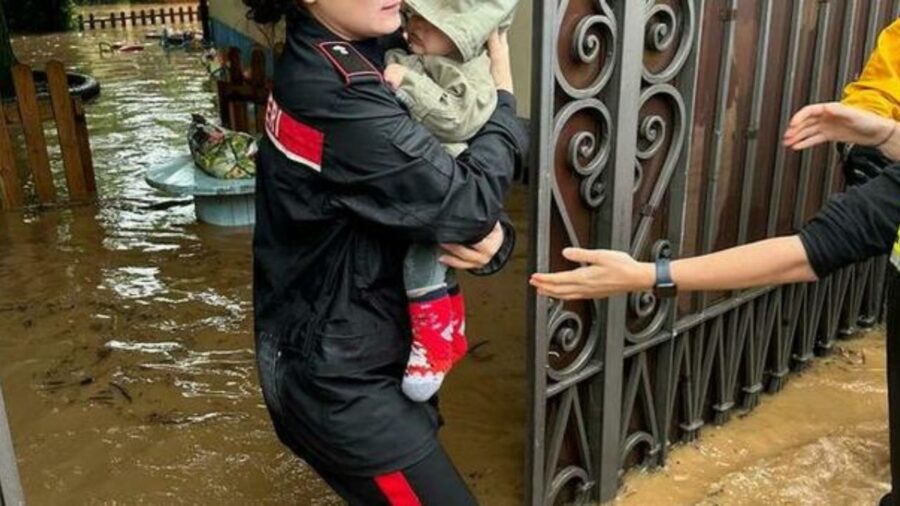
top-left (0, 383), bottom-right (24, 506)
top-left (169, 8), bottom-right (176, 25)
top-left (130, 11), bottom-right (137, 27)
top-left (0, 85), bottom-right (21, 210)
top-left (46, 61), bottom-right (89, 201)
top-left (77, 14), bottom-right (84, 31)
top-left (226, 48), bottom-right (248, 132)
top-left (120, 12), bottom-right (126, 28)
top-left (188, 7), bottom-right (195, 22)
top-left (109, 13), bottom-right (116, 28)
top-left (73, 101), bottom-right (96, 195)
top-left (149, 9), bottom-right (156, 25)
top-left (178, 6), bottom-right (185, 24)
top-left (99, 18), bottom-right (105, 30)
top-left (88, 13), bottom-right (95, 30)
top-left (12, 63), bottom-right (55, 203)
top-left (140, 10), bottom-right (146, 26)
top-left (199, 0), bottom-right (211, 42)
top-left (251, 48), bottom-right (267, 133)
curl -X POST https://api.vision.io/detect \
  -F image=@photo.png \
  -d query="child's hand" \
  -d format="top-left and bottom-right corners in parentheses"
top-left (487, 31), bottom-right (513, 93)
top-left (384, 64), bottom-right (408, 91)
top-left (783, 102), bottom-right (896, 152)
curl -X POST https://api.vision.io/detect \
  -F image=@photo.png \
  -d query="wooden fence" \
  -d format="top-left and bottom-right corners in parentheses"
top-left (78, 6), bottom-right (199, 31)
top-left (0, 62), bottom-right (96, 210)
top-left (216, 46), bottom-right (282, 134)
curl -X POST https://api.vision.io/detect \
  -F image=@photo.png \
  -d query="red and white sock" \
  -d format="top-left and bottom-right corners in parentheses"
top-left (448, 284), bottom-right (468, 363)
top-left (402, 288), bottom-right (455, 402)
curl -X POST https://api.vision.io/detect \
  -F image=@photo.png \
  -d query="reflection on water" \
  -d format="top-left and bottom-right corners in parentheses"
top-left (0, 26), bottom-right (343, 505)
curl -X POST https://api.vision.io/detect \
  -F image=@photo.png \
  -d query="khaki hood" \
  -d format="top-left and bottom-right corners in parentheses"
top-left (404, 0), bottom-right (518, 62)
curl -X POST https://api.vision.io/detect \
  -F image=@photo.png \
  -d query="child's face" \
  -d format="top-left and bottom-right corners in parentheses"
top-left (405, 14), bottom-right (456, 56)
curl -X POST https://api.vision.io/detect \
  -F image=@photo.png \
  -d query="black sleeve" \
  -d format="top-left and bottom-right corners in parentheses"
top-left (798, 162), bottom-right (900, 278)
top-left (319, 87), bottom-right (529, 245)
top-left (468, 214), bottom-right (516, 276)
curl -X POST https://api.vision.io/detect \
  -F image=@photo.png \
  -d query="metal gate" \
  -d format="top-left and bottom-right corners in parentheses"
top-left (526, 0), bottom-right (900, 503)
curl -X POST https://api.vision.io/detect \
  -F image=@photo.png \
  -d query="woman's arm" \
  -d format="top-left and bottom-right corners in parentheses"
top-left (529, 237), bottom-right (815, 301)
top-left (531, 162), bottom-right (900, 301)
top-left (782, 102), bottom-right (900, 161)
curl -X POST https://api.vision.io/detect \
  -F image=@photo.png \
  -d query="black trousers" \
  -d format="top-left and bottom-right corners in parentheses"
top-left (317, 444), bottom-right (478, 506)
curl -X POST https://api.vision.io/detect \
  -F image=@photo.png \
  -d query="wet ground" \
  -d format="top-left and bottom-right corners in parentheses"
top-left (0, 16), bottom-right (893, 506)
top-left (1, 23), bottom-right (526, 505)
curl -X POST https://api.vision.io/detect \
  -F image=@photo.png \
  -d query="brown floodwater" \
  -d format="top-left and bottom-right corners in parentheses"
top-left (0, 17), bottom-right (893, 506)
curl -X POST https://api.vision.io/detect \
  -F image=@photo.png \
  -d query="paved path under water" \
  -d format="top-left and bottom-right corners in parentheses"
top-left (0, 26), bottom-right (892, 506)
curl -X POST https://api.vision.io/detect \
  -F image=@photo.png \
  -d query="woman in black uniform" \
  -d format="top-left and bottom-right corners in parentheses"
top-left (245, 0), bottom-right (528, 504)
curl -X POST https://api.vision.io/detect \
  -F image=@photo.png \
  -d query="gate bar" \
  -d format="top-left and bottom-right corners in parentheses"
top-left (0, 383), bottom-right (23, 506)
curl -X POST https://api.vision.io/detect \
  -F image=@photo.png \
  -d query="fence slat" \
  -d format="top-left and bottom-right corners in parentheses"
top-left (46, 61), bottom-right (89, 201)
top-left (169, 8), bottom-right (176, 25)
top-left (251, 49), bottom-right (267, 133)
top-left (109, 12), bottom-right (116, 28)
top-left (188, 7), bottom-right (195, 22)
top-left (78, 14), bottom-right (84, 31)
top-left (88, 13), bottom-right (95, 30)
top-left (226, 48), bottom-right (249, 132)
top-left (140, 10), bottom-right (146, 26)
top-left (120, 12), bottom-right (126, 28)
top-left (0, 90), bottom-right (22, 210)
top-left (178, 6), bottom-right (185, 23)
top-left (72, 101), bottom-right (96, 195)
top-left (12, 64), bottom-right (56, 203)
top-left (149, 9), bottom-right (156, 25)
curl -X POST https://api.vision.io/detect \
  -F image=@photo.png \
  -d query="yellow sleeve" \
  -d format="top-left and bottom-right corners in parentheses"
top-left (842, 18), bottom-right (900, 121)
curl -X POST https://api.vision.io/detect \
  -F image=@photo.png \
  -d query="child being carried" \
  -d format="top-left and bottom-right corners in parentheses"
top-left (383, 0), bottom-right (519, 402)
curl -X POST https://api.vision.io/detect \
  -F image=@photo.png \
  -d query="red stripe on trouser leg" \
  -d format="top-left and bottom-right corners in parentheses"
top-left (374, 471), bottom-right (422, 506)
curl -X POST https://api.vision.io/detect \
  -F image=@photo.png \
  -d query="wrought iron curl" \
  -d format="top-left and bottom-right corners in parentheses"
top-left (625, 240), bottom-right (673, 344)
top-left (552, 98), bottom-right (613, 209)
top-left (546, 298), bottom-right (598, 383)
top-left (555, 0), bottom-right (617, 99)
top-left (642, 0), bottom-right (696, 84)
top-left (546, 466), bottom-right (593, 506)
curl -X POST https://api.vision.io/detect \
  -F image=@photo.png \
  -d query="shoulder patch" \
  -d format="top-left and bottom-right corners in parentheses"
top-left (316, 41), bottom-right (383, 86)
top-left (265, 94), bottom-right (324, 173)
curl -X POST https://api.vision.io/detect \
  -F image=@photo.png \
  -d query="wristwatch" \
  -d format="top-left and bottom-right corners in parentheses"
top-left (654, 257), bottom-right (678, 298)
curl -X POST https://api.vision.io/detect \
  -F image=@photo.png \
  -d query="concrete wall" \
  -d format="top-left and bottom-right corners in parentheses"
top-left (208, 0), bottom-right (533, 117)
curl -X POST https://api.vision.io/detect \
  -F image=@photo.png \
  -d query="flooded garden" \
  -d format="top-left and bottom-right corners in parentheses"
top-left (0, 5), bottom-right (894, 505)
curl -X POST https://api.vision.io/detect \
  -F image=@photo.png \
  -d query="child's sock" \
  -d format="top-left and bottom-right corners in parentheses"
top-left (402, 287), bottom-right (455, 402)
top-left (448, 283), bottom-right (468, 363)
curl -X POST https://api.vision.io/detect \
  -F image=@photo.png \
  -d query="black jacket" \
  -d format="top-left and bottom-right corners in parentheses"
top-left (252, 7), bottom-right (528, 474)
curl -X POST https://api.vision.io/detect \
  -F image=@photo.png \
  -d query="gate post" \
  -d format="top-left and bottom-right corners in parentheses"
top-left (594, 1), bottom-right (646, 501)
top-left (0, 383), bottom-right (23, 505)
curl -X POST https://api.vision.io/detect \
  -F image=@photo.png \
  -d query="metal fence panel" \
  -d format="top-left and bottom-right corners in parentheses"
top-left (527, 1), bottom-right (897, 503)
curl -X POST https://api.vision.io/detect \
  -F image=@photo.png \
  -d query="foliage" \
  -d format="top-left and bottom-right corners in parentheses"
top-left (2, 0), bottom-right (74, 33)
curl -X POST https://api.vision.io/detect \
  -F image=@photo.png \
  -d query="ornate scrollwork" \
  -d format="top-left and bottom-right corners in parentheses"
top-left (546, 466), bottom-right (594, 506)
top-left (555, 0), bottom-right (617, 99)
top-left (546, 298), bottom-right (597, 382)
top-left (625, 240), bottom-right (673, 343)
top-left (642, 0), bottom-right (696, 84)
top-left (552, 98), bottom-right (613, 209)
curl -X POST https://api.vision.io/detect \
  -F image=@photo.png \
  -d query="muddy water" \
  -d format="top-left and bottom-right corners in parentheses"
top-left (0, 23), bottom-right (893, 506)
top-left (1, 27), bottom-right (526, 505)
top-left (618, 330), bottom-right (891, 506)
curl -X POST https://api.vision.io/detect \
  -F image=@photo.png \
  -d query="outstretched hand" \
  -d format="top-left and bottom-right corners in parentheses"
top-left (529, 248), bottom-right (655, 301)
top-left (783, 102), bottom-right (895, 151)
